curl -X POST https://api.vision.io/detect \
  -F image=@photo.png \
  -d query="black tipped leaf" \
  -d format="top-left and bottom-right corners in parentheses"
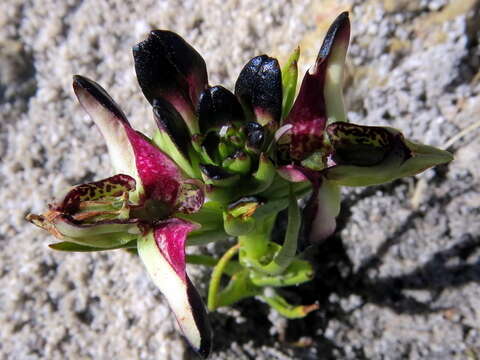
top-left (235, 55), bottom-right (282, 126)
top-left (198, 85), bottom-right (245, 133)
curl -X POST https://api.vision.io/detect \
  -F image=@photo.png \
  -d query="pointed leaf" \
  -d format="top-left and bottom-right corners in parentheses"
top-left (249, 259), bottom-right (314, 287)
top-left (235, 55), bottom-right (282, 126)
top-left (281, 46), bottom-right (300, 121)
top-left (259, 289), bottom-right (318, 319)
top-left (49, 239), bottom-right (137, 252)
top-left (285, 12), bottom-right (350, 161)
top-left (137, 220), bottom-right (212, 358)
top-left (257, 187), bottom-right (301, 275)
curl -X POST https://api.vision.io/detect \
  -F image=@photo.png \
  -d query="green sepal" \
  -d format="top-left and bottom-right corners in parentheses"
top-left (240, 153), bottom-right (276, 196)
top-left (281, 46), bottom-right (300, 121)
top-left (249, 258), bottom-right (314, 287)
top-left (152, 129), bottom-right (197, 179)
top-left (223, 152), bottom-right (252, 175)
top-left (59, 231), bottom-right (138, 249)
top-left (49, 239), bottom-right (137, 252)
top-left (259, 289), bottom-right (318, 319)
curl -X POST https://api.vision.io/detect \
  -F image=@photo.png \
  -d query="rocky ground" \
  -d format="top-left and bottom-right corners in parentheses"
top-left (1, 0), bottom-right (479, 359)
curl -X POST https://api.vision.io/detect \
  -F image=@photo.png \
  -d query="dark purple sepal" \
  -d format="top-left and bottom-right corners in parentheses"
top-left (245, 122), bottom-right (265, 151)
top-left (198, 85), bottom-right (245, 133)
top-left (133, 30), bottom-right (208, 106)
top-left (234, 55), bottom-right (282, 126)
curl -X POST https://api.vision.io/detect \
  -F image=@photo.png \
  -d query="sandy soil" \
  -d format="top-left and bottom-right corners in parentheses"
top-left (1, 0), bottom-right (479, 359)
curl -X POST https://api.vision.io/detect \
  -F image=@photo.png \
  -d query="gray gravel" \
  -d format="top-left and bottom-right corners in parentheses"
top-left (1, 0), bottom-right (479, 359)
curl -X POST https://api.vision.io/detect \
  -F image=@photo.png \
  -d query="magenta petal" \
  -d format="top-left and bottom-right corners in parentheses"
top-left (124, 127), bottom-right (182, 205)
top-left (277, 165), bottom-right (311, 183)
top-left (154, 218), bottom-right (199, 280)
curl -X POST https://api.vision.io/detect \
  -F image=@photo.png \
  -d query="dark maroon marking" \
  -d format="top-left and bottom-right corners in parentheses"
top-left (185, 276), bottom-right (213, 358)
top-left (61, 174), bottom-right (136, 213)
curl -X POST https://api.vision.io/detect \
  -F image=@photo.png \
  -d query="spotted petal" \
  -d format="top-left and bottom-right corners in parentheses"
top-left (137, 219), bottom-right (212, 358)
top-left (324, 122), bottom-right (454, 186)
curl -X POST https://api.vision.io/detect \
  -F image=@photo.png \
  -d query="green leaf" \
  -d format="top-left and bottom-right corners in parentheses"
top-left (281, 46), bottom-right (300, 121)
top-left (49, 239), bottom-right (137, 252)
top-left (152, 129), bottom-right (197, 179)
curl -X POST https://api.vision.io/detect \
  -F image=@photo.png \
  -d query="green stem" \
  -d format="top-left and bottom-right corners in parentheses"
top-left (260, 186), bottom-right (300, 275)
top-left (238, 214), bottom-right (276, 260)
top-left (259, 289), bottom-right (319, 319)
top-left (207, 243), bottom-right (240, 311)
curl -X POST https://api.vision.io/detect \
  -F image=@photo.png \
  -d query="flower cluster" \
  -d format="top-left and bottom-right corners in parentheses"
top-left (27, 12), bottom-right (452, 358)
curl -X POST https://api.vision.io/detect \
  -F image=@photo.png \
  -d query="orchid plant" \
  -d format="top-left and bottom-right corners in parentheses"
top-left (27, 12), bottom-right (452, 358)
